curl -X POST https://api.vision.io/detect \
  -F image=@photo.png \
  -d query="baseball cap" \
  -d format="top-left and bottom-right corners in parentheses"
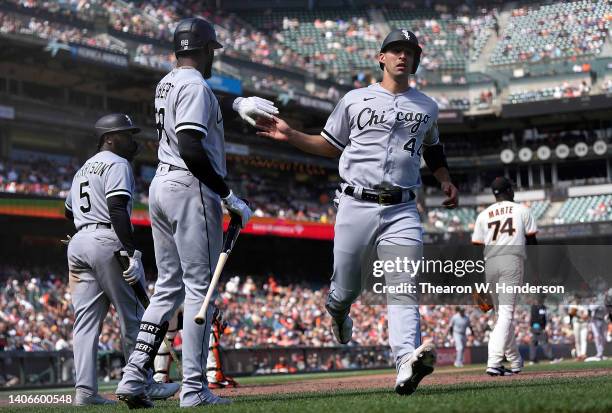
top-left (491, 177), bottom-right (513, 195)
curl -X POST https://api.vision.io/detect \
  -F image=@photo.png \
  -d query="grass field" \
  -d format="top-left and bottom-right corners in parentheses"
top-left (1, 360), bottom-right (611, 412)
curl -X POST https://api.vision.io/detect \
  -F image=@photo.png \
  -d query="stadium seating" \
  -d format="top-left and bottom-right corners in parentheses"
top-left (427, 207), bottom-right (478, 232)
top-left (490, 0), bottom-right (609, 66)
top-left (554, 194), bottom-right (612, 224)
top-left (525, 200), bottom-right (552, 221)
top-left (426, 200), bottom-right (551, 232)
top-left (244, 9), bottom-right (381, 81)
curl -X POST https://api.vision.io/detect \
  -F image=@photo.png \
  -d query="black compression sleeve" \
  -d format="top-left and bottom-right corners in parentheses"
top-left (217, 95), bottom-right (235, 114)
top-left (64, 206), bottom-right (73, 220)
top-left (107, 195), bottom-right (136, 255)
top-left (177, 129), bottom-right (230, 197)
top-left (423, 144), bottom-right (449, 173)
top-left (526, 234), bottom-right (538, 245)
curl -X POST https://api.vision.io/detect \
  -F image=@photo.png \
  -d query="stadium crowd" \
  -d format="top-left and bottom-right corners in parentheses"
top-left (492, 0), bottom-right (609, 65)
top-left (508, 80), bottom-right (592, 104)
top-left (0, 269), bottom-right (596, 354)
top-left (2, 0), bottom-right (609, 102)
top-left (0, 155), bottom-right (338, 223)
top-left (0, 10), bottom-right (124, 53)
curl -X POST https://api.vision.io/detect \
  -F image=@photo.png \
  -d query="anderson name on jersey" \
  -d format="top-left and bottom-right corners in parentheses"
top-left (65, 151), bottom-right (135, 231)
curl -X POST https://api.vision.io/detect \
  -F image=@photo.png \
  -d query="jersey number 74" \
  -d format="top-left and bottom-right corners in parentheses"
top-left (488, 218), bottom-right (515, 241)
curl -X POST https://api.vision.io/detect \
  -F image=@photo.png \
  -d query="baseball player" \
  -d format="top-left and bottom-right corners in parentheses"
top-left (65, 114), bottom-right (179, 405)
top-left (568, 301), bottom-right (590, 360)
top-left (256, 29), bottom-right (459, 395)
top-left (472, 177), bottom-right (538, 376)
top-left (116, 18), bottom-right (276, 408)
top-left (586, 300), bottom-right (608, 361)
top-left (448, 307), bottom-right (471, 367)
top-left (528, 297), bottom-right (558, 364)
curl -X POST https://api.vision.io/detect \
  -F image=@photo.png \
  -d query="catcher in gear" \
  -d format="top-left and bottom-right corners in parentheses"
top-left (154, 306), bottom-right (237, 389)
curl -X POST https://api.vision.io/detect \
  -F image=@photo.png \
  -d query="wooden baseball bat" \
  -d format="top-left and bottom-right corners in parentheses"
top-left (194, 213), bottom-right (243, 325)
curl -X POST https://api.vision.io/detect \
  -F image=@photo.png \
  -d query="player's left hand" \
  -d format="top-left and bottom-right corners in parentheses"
top-left (441, 181), bottom-right (459, 209)
top-left (233, 97), bottom-right (279, 126)
top-left (123, 250), bottom-right (145, 285)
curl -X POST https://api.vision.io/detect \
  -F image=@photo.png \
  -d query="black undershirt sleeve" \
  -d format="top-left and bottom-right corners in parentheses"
top-left (64, 207), bottom-right (74, 221)
top-left (423, 144), bottom-right (449, 174)
top-left (107, 195), bottom-right (136, 255)
top-left (217, 95), bottom-right (235, 114)
top-left (177, 129), bottom-right (230, 198)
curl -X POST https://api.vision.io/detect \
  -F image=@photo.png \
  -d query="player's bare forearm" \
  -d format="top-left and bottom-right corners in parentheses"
top-left (433, 167), bottom-right (459, 209)
top-left (286, 129), bottom-right (341, 158)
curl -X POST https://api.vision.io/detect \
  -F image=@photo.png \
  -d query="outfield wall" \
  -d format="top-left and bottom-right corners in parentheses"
top-left (2, 343), bottom-right (611, 389)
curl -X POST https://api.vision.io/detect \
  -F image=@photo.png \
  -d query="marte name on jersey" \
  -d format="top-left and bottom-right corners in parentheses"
top-left (488, 205), bottom-right (514, 218)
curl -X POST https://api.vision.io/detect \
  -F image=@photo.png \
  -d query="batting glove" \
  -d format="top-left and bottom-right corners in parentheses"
top-left (233, 96), bottom-right (279, 126)
top-left (123, 250), bottom-right (145, 285)
top-left (222, 190), bottom-right (253, 228)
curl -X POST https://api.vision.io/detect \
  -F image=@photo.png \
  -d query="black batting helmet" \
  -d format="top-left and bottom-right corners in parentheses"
top-left (174, 17), bottom-right (222, 56)
top-left (379, 29), bottom-right (422, 74)
top-left (94, 113), bottom-right (140, 139)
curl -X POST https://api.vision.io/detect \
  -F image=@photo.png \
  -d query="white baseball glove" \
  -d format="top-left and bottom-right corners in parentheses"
top-left (123, 250), bottom-right (145, 285)
top-left (233, 96), bottom-right (279, 126)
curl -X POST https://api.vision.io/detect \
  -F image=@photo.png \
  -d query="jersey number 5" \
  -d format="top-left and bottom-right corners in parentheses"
top-left (155, 108), bottom-right (169, 144)
top-left (79, 181), bottom-right (91, 213)
top-left (403, 137), bottom-right (423, 157)
top-left (488, 218), bottom-right (515, 241)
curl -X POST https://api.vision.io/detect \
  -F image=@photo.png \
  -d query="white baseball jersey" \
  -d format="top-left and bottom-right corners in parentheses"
top-left (154, 66), bottom-right (226, 176)
top-left (65, 151), bottom-right (135, 230)
top-left (321, 83), bottom-right (439, 190)
top-left (472, 201), bottom-right (538, 259)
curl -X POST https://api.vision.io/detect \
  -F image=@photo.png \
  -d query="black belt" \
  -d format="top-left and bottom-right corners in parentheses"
top-left (161, 162), bottom-right (188, 172)
top-left (80, 223), bottom-right (112, 231)
top-left (344, 186), bottom-right (415, 205)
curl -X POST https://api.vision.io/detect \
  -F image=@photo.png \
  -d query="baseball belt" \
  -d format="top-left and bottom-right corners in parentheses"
top-left (344, 185), bottom-right (415, 205)
top-left (78, 223), bottom-right (112, 231)
top-left (159, 162), bottom-right (188, 172)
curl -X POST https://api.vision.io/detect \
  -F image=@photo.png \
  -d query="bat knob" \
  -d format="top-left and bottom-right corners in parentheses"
top-left (194, 316), bottom-right (205, 325)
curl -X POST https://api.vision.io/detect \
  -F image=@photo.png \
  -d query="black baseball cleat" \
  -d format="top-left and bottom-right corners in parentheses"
top-left (486, 366), bottom-right (514, 376)
top-left (116, 393), bottom-right (154, 409)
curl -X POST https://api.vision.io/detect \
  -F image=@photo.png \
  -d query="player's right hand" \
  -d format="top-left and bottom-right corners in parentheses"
top-left (222, 190), bottom-right (253, 228)
top-left (123, 250), bottom-right (145, 285)
top-left (255, 116), bottom-right (291, 142)
top-left (441, 181), bottom-right (459, 209)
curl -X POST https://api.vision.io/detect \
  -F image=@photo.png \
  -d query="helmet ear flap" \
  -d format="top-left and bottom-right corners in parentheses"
top-left (412, 50), bottom-right (421, 74)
